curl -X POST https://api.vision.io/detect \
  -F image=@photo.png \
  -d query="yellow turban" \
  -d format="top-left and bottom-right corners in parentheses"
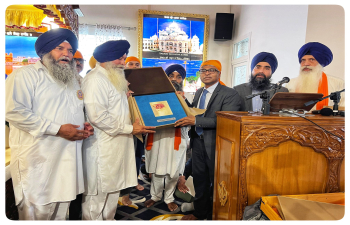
top-left (89, 56), bottom-right (97, 69)
top-left (125, 56), bottom-right (141, 65)
top-left (200, 60), bottom-right (222, 72)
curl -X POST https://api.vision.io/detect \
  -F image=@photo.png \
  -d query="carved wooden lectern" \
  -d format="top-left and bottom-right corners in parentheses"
top-left (213, 112), bottom-right (345, 220)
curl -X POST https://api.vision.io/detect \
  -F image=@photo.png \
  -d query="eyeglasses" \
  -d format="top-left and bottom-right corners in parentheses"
top-left (199, 68), bottom-right (218, 74)
top-left (74, 58), bottom-right (85, 64)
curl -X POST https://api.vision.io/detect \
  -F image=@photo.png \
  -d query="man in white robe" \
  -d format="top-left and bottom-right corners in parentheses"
top-left (81, 40), bottom-right (155, 220)
top-left (5, 28), bottom-right (92, 220)
top-left (144, 64), bottom-right (188, 212)
top-left (286, 42), bottom-right (345, 110)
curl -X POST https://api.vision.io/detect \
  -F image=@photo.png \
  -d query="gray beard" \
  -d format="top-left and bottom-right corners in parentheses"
top-left (104, 62), bottom-right (129, 93)
top-left (42, 53), bottom-right (78, 87)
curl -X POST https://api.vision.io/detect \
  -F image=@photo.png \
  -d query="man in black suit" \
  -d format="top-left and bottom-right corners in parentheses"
top-left (175, 60), bottom-right (242, 220)
top-left (234, 52), bottom-right (288, 112)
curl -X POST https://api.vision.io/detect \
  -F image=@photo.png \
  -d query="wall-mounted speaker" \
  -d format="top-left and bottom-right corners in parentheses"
top-left (214, 13), bottom-right (234, 41)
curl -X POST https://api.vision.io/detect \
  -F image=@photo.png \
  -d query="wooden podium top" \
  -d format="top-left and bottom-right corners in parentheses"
top-left (216, 111), bottom-right (344, 125)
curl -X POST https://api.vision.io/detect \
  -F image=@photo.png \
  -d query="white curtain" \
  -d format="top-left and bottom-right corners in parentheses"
top-left (78, 23), bottom-right (125, 76)
top-left (95, 24), bottom-right (124, 46)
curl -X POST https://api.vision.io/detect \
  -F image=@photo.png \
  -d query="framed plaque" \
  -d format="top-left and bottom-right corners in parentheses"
top-left (138, 9), bottom-right (209, 92)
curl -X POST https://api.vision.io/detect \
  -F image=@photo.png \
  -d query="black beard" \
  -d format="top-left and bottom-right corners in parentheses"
top-left (171, 80), bottom-right (183, 92)
top-left (248, 73), bottom-right (272, 91)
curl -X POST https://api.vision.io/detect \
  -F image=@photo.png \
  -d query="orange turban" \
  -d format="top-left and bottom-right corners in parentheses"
top-left (125, 56), bottom-right (141, 65)
top-left (200, 60), bottom-right (222, 72)
top-left (89, 56), bottom-right (97, 69)
top-left (73, 50), bottom-right (83, 59)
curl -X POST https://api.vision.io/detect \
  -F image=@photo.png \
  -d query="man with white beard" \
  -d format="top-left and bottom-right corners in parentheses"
top-left (5, 28), bottom-right (93, 220)
top-left (81, 40), bottom-right (156, 220)
top-left (286, 42), bottom-right (345, 110)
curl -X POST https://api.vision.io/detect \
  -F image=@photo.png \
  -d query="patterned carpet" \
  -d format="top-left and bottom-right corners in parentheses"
top-left (115, 179), bottom-right (193, 220)
top-left (6, 178), bottom-right (193, 220)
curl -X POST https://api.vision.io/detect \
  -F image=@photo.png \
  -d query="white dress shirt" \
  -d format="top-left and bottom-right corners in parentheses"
top-left (196, 81), bottom-right (219, 109)
top-left (195, 81), bottom-right (219, 126)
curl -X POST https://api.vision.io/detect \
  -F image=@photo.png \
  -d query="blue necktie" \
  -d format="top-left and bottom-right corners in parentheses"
top-left (196, 89), bottom-right (208, 136)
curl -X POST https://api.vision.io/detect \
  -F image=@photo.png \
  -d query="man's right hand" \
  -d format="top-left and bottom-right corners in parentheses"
top-left (131, 118), bottom-right (156, 135)
top-left (57, 124), bottom-right (89, 141)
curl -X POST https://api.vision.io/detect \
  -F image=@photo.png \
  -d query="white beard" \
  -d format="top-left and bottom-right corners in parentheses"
top-left (295, 64), bottom-right (324, 93)
top-left (104, 62), bottom-right (128, 93)
top-left (42, 53), bottom-right (79, 88)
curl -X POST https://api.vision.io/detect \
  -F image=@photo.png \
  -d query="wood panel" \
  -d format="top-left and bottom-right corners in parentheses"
top-left (339, 158), bottom-right (345, 192)
top-left (213, 117), bottom-right (241, 220)
top-left (213, 112), bottom-right (345, 220)
top-left (246, 140), bottom-right (328, 205)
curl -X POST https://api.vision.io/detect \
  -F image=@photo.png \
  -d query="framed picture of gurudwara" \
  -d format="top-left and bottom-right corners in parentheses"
top-left (138, 9), bottom-right (209, 93)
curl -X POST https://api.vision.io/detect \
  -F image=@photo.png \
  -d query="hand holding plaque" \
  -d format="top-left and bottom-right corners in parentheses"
top-left (131, 118), bottom-right (156, 135)
top-left (174, 115), bottom-right (196, 127)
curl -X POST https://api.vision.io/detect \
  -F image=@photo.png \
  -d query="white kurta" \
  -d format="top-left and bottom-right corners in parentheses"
top-left (81, 64), bottom-right (137, 195)
top-left (5, 61), bottom-right (85, 205)
top-left (286, 74), bottom-right (345, 108)
top-left (145, 127), bottom-right (188, 179)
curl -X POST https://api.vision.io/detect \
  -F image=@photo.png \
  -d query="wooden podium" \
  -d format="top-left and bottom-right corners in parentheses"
top-left (213, 112), bottom-right (345, 220)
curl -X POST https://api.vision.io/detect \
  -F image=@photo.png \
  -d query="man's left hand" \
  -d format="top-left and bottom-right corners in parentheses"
top-left (84, 122), bottom-right (94, 138)
top-left (174, 115), bottom-right (195, 127)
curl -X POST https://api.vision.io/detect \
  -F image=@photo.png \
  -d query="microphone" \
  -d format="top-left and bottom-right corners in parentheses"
top-left (275, 77), bottom-right (290, 86)
top-left (312, 108), bottom-right (333, 116)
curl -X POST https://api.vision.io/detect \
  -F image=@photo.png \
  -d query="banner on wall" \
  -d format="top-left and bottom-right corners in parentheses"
top-left (5, 35), bottom-right (39, 78)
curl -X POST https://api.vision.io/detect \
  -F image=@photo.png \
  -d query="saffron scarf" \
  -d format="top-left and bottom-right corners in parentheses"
top-left (145, 128), bottom-right (181, 151)
top-left (316, 72), bottom-right (329, 110)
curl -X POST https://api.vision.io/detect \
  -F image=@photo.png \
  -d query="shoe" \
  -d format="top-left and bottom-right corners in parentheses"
top-left (180, 202), bottom-right (194, 212)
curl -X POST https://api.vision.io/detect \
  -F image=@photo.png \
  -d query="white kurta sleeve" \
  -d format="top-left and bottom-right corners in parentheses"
top-left (82, 77), bottom-right (133, 136)
top-left (5, 69), bottom-right (61, 138)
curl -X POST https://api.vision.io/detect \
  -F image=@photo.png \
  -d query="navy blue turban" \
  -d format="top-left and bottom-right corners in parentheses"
top-left (251, 52), bottom-right (278, 74)
top-left (93, 40), bottom-right (130, 63)
top-left (35, 28), bottom-right (78, 58)
top-left (298, 42), bottom-right (333, 67)
top-left (165, 64), bottom-right (186, 79)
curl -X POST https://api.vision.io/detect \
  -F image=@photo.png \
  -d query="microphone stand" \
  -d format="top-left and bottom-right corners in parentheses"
top-left (246, 85), bottom-right (282, 115)
top-left (304, 89), bottom-right (345, 115)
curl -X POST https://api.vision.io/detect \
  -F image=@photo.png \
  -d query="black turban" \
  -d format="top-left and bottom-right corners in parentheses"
top-left (251, 52), bottom-right (278, 74)
top-left (298, 42), bottom-right (333, 67)
top-left (165, 64), bottom-right (186, 79)
top-left (93, 40), bottom-right (130, 63)
top-left (35, 28), bottom-right (78, 58)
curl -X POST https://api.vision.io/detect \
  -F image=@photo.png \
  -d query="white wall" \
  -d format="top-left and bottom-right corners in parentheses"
top-left (79, 5), bottom-right (234, 80)
top-left (79, 5), bottom-right (345, 87)
top-left (305, 5), bottom-right (345, 80)
top-left (231, 5), bottom-right (309, 85)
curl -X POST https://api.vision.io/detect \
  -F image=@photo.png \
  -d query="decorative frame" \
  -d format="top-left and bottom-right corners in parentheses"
top-left (138, 9), bottom-right (209, 92)
top-left (231, 32), bottom-right (251, 87)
